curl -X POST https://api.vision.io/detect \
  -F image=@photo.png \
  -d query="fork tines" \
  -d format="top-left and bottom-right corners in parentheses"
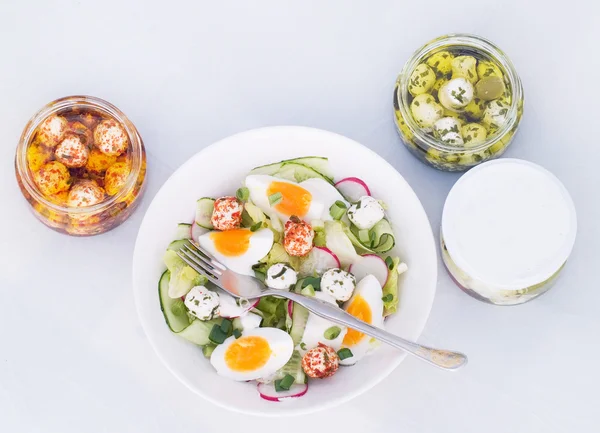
top-left (176, 241), bottom-right (225, 286)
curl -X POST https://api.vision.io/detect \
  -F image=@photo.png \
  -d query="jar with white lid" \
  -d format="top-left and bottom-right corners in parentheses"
top-left (441, 159), bottom-right (577, 305)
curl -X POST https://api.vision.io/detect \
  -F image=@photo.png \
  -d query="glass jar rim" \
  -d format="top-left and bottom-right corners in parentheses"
top-left (15, 95), bottom-right (143, 215)
top-left (396, 33), bottom-right (524, 154)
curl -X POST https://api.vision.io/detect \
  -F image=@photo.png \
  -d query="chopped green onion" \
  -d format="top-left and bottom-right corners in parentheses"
top-left (324, 326), bottom-right (342, 340)
top-left (300, 342), bottom-right (307, 351)
top-left (236, 187), bottom-right (249, 202)
top-left (209, 324), bottom-right (228, 344)
top-left (250, 221), bottom-right (263, 232)
top-left (369, 230), bottom-right (377, 247)
top-left (233, 329), bottom-right (242, 339)
top-left (220, 319), bottom-right (233, 334)
top-left (382, 294), bottom-right (393, 303)
top-left (337, 348), bottom-right (353, 360)
top-left (271, 265), bottom-right (288, 279)
top-left (329, 201), bottom-right (347, 220)
top-left (302, 276), bottom-right (321, 290)
top-left (358, 229), bottom-right (370, 244)
top-left (301, 284), bottom-right (315, 297)
top-left (268, 192), bottom-right (283, 206)
top-left (274, 374), bottom-right (295, 392)
top-left (385, 256), bottom-right (394, 270)
top-left (202, 344), bottom-right (216, 358)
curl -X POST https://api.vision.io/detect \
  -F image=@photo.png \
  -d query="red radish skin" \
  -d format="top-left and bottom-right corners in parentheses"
top-left (348, 254), bottom-right (389, 287)
top-left (334, 177), bottom-right (371, 203)
top-left (299, 246), bottom-right (341, 276)
top-left (257, 382), bottom-right (308, 401)
top-left (287, 300), bottom-right (294, 318)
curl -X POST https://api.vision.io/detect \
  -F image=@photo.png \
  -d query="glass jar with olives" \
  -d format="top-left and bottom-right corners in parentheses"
top-left (393, 34), bottom-right (524, 171)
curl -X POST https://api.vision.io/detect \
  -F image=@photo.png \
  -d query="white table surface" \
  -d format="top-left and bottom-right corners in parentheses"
top-left (1, 1), bottom-right (598, 431)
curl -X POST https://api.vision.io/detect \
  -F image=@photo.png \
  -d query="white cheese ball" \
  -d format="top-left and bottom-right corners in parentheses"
top-left (452, 55), bottom-right (478, 83)
top-left (410, 94), bottom-right (443, 129)
top-left (94, 119), bottom-right (128, 156)
top-left (321, 268), bottom-right (356, 302)
top-left (408, 64), bottom-right (436, 96)
top-left (265, 263), bottom-right (297, 290)
top-left (67, 180), bottom-right (105, 208)
top-left (482, 100), bottom-right (510, 131)
top-left (438, 78), bottom-right (474, 110)
top-left (433, 117), bottom-right (464, 145)
top-left (38, 115), bottom-right (67, 147)
top-left (347, 196), bottom-right (385, 230)
top-left (184, 286), bottom-right (220, 320)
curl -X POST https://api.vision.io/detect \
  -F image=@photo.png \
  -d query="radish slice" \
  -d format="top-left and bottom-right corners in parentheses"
top-left (257, 382), bottom-right (308, 401)
top-left (191, 222), bottom-right (208, 243)
top-left (299, 246), bottom-right (341, 276)
top-left (218, 292), bottom-right (259, 318)
top-left (287, 299), bottom-right (294, 318)
top-left (335, 177), bottom-right (371, 203)
top-left (348, 254), bottom-right (389, 287)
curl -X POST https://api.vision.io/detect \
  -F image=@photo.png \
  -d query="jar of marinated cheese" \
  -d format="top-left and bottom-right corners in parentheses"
top-left (15, 95), bottom-right (147, 236)
top-left (394, 34), bottom-right (524, 171)
top-left (441, 159), bottom-right (577, 305)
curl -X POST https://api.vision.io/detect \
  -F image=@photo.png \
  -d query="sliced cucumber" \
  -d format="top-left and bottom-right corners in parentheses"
top-left (345, 219), bottom-right (395, 254)
top-left (249, 157), bottom-right (334, 183)
top-left (167, 239), bottom-right (188, 251)
top-left (274, 350), bottom-right (305, 384)
top-left (163, 250), bottom-right (208, 298)
top-left (174, 223), bottom-right (192, 240)
top-left (195, 198), bottom-right (215, 229)
top-left (202, 344), bottom-right (217, 358)
top-left (290, 303), bottom-right (309, 346)
top-left (275, 163), bottom-right (333, 184)
top-left (158, 270), bottom-right (191, 332)
top-left (176, 318), bottom-right (222, 346)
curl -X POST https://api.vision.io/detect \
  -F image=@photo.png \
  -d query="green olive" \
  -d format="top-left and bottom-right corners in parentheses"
top-left (475, 76), bottom-right (506, 101)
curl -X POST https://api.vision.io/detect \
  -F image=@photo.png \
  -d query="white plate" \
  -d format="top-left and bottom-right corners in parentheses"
top-left (132, 126), bottom-right (437, 416)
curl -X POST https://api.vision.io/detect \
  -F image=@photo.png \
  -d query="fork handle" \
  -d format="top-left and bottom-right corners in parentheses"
top-left (268, 290), bottom-right (467, 371)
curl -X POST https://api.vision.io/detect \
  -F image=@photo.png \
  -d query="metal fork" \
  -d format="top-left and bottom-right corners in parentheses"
top-left (177, 240), bottom-right (467, 371)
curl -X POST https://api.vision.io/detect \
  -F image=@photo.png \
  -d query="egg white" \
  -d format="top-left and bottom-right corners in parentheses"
top-left (245, 174), bottom-right (347, 223)
top-left (197, 228), bottom-right (273, 276)
top-left (210, 328), bottom-right (294, 381)
top-left (300, 291), bottom-right (348, 353)
top-left (340, 274), bottom-right (385, 365)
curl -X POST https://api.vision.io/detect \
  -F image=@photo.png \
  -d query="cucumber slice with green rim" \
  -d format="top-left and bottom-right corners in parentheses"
top-left (275, 162), bottom-right (333, 184)
top-left (158, 270), bottom-right (191, 333)
top-left (176, 318), bottom-right (222, 346)
top-left (167, 239), bottom-right (188, 251)
top-left (249, 157), bottom-right (334, 183)
top-left (174, 223), bottom-right (192, 240)
top-left (273, 350), bottom-right (306, 384)
top-left (344, 219), bottom-right (395, 254)
top-left (195, 197), bottom-right (215, 229)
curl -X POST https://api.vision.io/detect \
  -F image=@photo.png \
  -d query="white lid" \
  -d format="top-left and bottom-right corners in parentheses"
top-left (442, 159), bottom-right (577, 292)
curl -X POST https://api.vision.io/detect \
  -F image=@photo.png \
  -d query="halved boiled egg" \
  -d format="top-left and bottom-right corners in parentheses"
top-left (339, 274), bottom-right (385, 365)
top-left (197, 228), bottom-right (273, 276)
top-left (300, 291), bottom-right (348, 352)
top-left (210, 328), bottom-right (294, 381)
top-left (245, 175), bottom-right (347, 223)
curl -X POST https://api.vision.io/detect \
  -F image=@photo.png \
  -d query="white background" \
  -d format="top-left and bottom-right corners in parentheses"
top-left (1, 1), bottom-right (598, 432)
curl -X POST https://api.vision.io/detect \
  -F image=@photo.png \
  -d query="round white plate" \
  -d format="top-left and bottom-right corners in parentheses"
top-left (132, 126), bottom-right (437, 416)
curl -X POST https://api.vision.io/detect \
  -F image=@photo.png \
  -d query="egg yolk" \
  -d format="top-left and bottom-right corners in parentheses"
top-left (267, 181), bottom-right (312, 217)
top-left (342, 295), bottom-right (372, 346)
top-left (224, 336), bottom-right (272, 372)
top-left (210, 229), bottom-right (253, 256)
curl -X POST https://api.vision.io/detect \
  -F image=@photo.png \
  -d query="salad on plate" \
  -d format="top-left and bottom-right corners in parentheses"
top-left (158, 156), bottom-right (407, 401)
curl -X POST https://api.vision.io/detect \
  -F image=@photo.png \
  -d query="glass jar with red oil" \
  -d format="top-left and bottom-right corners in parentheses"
top-left (15, 96), bottom-right (147, 236)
